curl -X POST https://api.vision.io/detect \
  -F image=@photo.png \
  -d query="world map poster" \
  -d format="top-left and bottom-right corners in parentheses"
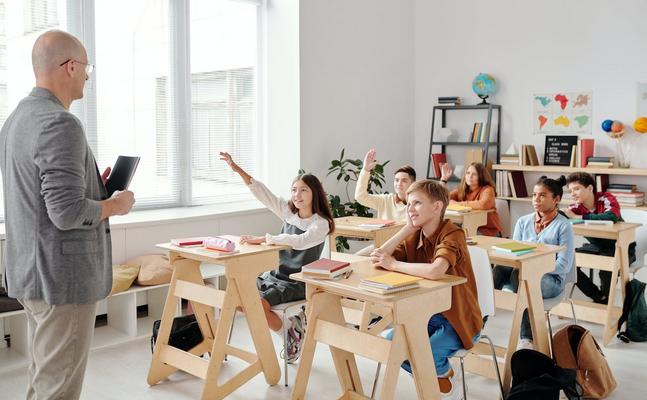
top-left (534, 92), bottom-right (592, 135)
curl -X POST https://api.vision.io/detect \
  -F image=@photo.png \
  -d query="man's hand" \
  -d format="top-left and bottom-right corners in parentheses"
top-left (110, 190), bottom-right (135, 216)
top-left (370, 248), bottom-right (396, 270)
top-left (239, 235), bottom-right (266, 245)
top-left (363, 149), bottom-right (379, 172)
top-left (101, 167), bottom-right (111, 185)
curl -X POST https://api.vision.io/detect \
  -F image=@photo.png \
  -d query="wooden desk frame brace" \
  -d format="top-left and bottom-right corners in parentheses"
top-left (291, 287), bottom-right (453, 400)
top-left (147, 251), bottom-right (281, 400)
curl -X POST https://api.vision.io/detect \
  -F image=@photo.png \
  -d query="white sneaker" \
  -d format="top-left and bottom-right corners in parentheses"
top-left (516, 338), bottom-right (534, 351)
top-left (440, 371), bottom-right (464, 400)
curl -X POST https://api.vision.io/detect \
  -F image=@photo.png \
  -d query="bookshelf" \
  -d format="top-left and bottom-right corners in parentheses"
top-left (426, 104), bottom-right (501, 181)
top-left (493, 164), bottom-right (647, 211)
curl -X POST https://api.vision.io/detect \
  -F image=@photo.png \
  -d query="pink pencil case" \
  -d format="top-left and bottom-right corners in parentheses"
top-left (203, 236), bottom-right (235, 252)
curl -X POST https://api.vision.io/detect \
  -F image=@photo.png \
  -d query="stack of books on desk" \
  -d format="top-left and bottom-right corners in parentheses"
top-left (445, 205), bottom-right (472, 214)
top-left (359, 219), bottom-right (396, 228)
top-left (438, 96), bottom-right (461, 106)
top-left (302, 259), bottom-right (351, 279)
top-left (492, 242), bottom-right (536, 256)
top-left (606, 184), bottom-right (644, 207)
top-left (359, 272), bottom-right (422, 295)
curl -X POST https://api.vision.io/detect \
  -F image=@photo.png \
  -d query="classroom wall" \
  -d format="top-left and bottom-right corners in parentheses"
top-left (298, 0), bottom-right (416, 197)
top-left (413, 0), bottom-right (647, 221)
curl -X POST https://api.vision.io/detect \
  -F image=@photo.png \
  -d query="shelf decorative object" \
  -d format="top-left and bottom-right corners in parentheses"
top-left (602, 119), bottom-right (630, 168)
top-left (472, 73), bottom-right (498, 105)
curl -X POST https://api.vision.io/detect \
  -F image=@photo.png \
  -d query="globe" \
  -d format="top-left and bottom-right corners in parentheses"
top-left (472, 73), bottom-right (498, 105)
top-left (601, 119), bottom-right (613, 132)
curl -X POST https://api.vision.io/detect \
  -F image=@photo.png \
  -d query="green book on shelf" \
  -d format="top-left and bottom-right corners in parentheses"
top-left (491, 242), bottom-right (537, 253)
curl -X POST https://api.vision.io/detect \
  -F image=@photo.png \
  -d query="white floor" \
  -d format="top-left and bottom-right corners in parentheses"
top-left (1, 288), bottom-right (645, 400)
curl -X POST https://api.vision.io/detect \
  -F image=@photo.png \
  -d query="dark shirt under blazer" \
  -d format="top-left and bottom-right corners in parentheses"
top-left (0, 87), bottom-right (111, 305)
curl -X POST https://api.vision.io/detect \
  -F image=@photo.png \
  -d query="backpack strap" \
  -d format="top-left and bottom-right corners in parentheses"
top-left (617, 279), bottom-right (634, 342)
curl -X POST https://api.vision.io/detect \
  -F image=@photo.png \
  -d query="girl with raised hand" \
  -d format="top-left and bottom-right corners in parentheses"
top-left (220, 152), bottom-right (334, 363)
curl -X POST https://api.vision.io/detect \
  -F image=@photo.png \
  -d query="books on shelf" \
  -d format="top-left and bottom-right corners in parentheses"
top-left (606, 184), bottom-right (637, 192)
top-left (579, 139), bottom-right (594, 168)
top-left (496, 170), bottom-right (511, 198)
top-left (596, 174), bottom-right (609, 193)
top-left (171, 237), bottom-right (206, 247)
top-left (500, 154), bottom-right (520, 165)
top-left (470, 123), bottom-right (496, 143)
top-left (520, 145), bottom-right (539, 166)
top-left (359, 219), bottom-right (396, 228)
top-left (438, 96), bottom-right (461, 106)
top-left (358, 272), bottom-right (422, 295)
top-left (446, 205), bottom-right (472, 214)
top-left (194, 247), bottom-right (240, 256)
top-left (587, 161), bottom-right (614, 168)
top-left (507, 171), bottom-right (528, 198)
top-left (584, 220), bottom-right (614, 226)
top-left (588, 156), bottom-right (615, 163)
top-left (301, 259), bottom-right (351, 279)
top-left (609, 190), bottom-right (645, 206)
top-left (431, 153), bottom-right (447, 179)
top-left (492, 242), bottom-right (537, 253)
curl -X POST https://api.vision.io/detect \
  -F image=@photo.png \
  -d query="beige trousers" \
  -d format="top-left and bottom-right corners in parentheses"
top-left (19, 299), bottom-right (98, 400)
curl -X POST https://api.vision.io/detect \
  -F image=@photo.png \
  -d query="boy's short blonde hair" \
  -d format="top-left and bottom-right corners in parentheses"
top-left (406, 179), bottom-right (450, 218)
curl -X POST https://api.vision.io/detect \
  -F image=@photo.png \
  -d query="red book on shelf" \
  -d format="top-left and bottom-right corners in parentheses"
top-left (596, 174), bottom-right (609, 193)
top-left (431, 153), bottom-right (447, 179)
top-left (508, 171), bottom-right (528, 198)
top-left (580, 139), bottom-right (594, 168)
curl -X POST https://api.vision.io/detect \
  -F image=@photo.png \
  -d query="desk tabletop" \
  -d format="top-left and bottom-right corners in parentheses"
top-left (571, 221), bottom-right (642, 236)
top-left (333, 217), bottom-right (405, 233)
top-left (446, 209), bottom-right (492, 217)
top-left (292, 258), bottom-right (465, 307)
top-left (157, 235), bottom-right (291, 263)
top-left (472, 236), bottom-right (565, 263)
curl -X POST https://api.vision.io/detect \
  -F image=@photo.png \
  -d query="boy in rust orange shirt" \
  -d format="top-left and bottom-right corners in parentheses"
top-left (371, 180), bottom-right (482, 400)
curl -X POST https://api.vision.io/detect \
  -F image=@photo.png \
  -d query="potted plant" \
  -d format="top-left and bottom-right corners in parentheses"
top-left (326, 149), bottom-right (390, 252)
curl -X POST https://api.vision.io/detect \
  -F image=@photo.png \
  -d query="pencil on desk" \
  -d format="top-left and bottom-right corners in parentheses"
top-left (345, 269), bottom-right (353, 279)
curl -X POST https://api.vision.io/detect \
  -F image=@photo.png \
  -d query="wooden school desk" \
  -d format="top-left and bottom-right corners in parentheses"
top-left (470, 236), bottom-right (565, 397)
top-left (550, 221), bottom-right (640, 346)
top-left (290, 259), bottom-right (466, 400)
top-left (147, 237), bottom-right (290, 400)
top-left (330, 217), bottom-right (405, 252)
top-left (445, 209), bottom-right (491, 237)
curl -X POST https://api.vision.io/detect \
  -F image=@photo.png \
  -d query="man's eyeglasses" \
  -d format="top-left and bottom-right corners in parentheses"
top-left (60, 59), bottom-right (95, 74)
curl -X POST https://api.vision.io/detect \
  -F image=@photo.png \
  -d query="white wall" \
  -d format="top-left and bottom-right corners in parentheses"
top-left (414, 0), bottom-right (647, 221)
top-left (299, 0), bottom-right (416, 200)
top-left (414, 0), bottom-right (647, 172)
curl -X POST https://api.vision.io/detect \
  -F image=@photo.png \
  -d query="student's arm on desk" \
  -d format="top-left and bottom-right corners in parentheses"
top-left (456, 186), bottom-right (496, 210)
top-left (370, 222), bottom-right (451, 280)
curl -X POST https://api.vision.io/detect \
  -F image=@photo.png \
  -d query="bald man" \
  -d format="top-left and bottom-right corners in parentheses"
top-left (0, 30), bottom-right (135, 399)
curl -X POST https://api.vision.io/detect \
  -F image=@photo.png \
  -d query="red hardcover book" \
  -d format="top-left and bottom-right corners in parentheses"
top-left (596, 174), bottom-right (609, 193)
top-left (431, 153), bottom-right (447, 179)
top-left (580, 139), bottom-right (594, 168)
top-left (508, 171), bottom-right (528, 198)
top-left (171, 237), bottom-right (206, 247)
top-left (302, 259), bottom-right (351, 278)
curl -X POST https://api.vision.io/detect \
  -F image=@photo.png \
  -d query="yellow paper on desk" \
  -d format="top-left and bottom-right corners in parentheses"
top-left (360, 272), bottom-right (423, 289)
top-left (491, 242), bottom-right (536, 253)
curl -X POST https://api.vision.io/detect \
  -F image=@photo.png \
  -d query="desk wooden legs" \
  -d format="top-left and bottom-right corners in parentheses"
top-left (292, 289), bottom-right (450, 400)
top-left (147, 253), bottom-right (280, 400)
top-left (461, 213), bottom-right (488, 238)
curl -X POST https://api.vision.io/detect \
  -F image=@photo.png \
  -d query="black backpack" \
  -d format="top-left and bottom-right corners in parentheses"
top-left (507, 349), bottom-right (583, 400)
top-left (151, 314), bottom-right (203, 353)
top-left (617, 278), bottom-right (647, 342)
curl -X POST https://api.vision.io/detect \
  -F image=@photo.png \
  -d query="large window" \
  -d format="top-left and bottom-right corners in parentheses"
top-left (0, 0), bottom-right (264, 219)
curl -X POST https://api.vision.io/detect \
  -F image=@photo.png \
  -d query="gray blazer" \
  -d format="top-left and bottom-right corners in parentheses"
top-left (0, 87), bottom-right (112, 305)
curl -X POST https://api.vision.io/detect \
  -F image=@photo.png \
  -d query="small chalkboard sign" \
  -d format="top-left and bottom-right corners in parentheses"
top-left (544, 135), bottom-right (578, 166)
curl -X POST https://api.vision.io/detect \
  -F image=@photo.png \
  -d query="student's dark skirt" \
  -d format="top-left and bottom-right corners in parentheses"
top-left (257, 270), bottom-right (305, 307)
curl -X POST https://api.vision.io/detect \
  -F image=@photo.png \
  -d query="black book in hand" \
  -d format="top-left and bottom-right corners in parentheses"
top-left (105, 156), bottom-right (140, 197)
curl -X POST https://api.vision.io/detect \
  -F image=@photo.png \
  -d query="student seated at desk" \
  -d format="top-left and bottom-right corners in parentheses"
top-left (439, 162), bottom-right (503, 237)
top-left (220, 152), bottom-right (334, 363)
top-left (493, 176), bottom-right (575, 351)
top-left (370, 180), bottom-right (482, 400)
top-left (560, 172), bottom-right (636, 305)
top-left (354, 149), bottom-right (416, 255)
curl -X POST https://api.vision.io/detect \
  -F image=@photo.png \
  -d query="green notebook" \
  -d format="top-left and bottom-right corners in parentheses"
top-left (492, 242), bottom-right (537, 253)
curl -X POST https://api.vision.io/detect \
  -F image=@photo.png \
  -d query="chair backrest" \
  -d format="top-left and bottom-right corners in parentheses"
top-left (495, 198), bottom-right (511, 238)
top-left (620, 209), bottom-right (647, 268)
top-left (467, 246), bottom-right (495, 318)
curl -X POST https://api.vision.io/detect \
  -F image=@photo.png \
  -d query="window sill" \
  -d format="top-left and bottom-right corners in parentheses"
top-left (0, 200), bottom-right (268, 238)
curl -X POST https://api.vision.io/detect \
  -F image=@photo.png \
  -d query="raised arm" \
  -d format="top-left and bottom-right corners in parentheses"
top-left (220, 151), bottom-right (252, 185)
top-left (354, 150), bottom-right (380, 209)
